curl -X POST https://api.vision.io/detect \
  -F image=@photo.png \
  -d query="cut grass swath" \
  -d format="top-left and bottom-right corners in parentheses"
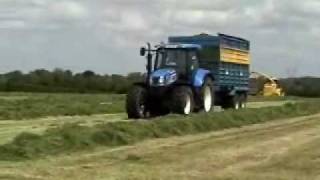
top-left (0, 102), bottom-right (319, 161)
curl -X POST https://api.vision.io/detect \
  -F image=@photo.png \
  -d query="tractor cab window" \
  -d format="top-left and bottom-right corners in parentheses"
top-left (155, 48), bottom-right (199, 78)
top-left (155, 49), bottom-right (187, 74)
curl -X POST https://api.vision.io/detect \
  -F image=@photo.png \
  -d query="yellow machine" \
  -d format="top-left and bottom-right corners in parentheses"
top-left (251, 72), bottom-right (285, 97)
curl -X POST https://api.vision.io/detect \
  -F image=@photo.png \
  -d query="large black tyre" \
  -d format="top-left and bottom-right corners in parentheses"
top-left (239, 94), bottom-right (248, 109)
top-left (126, 86), bottom-right (148, 119)
top-left (222, 95), bottom-right (241, 110)
top-left (171, 86), bottom-right (194, 115)
top-left (200, 78), bottom-right (214, 113)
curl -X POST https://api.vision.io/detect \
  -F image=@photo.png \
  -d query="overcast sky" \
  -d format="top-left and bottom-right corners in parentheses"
top-left (0, 0), bottom-right (319, 77)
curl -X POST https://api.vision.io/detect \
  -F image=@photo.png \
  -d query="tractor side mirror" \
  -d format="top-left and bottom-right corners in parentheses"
top-left (140, 47), bottom-right (146, 56)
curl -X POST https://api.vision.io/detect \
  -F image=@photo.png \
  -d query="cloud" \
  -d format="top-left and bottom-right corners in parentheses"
top-left (103, 10), bottom-right (148, 31)
top-left (0, 0), bottom-right (319, 77)
top-left (0, 20), bottom-right (26, 29)
top-left (0, 0), bottom-right (89, 30)
top-left (48, 1), bottom-right (88, 20)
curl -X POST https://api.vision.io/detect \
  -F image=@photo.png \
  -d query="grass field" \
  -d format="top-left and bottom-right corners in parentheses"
top-left (0, 93), bottom-right (294, 145)
top-left (0, 92), bottom-right (124, 120)
top-left (0, 92), bottom-right (319, 179)
top-left (0, 92), bottom-right (302, 121)
top-left (1, 113), bottom-right (320, 180)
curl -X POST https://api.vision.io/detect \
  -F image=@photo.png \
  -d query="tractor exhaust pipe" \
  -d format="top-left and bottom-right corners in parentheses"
top-left (146, 43), bottom-right (152, 86)
top-left (140, 43), bottom-right (153, 86)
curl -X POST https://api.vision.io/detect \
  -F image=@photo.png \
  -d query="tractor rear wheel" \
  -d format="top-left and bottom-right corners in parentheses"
top-left (126, 85), bottom-right (148, 119)
top-left (201, 78), bottom-right (214, 113)
top-left (171, 86), bottom-right (194, 115)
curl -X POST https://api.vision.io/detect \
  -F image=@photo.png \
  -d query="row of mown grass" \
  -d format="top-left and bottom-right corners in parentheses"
top-left (0, 93), bottom-right (124, 120)
top-left (0, 92), bottom-right (305, 121)
top-left (1, 101), bottom-right (320, 161)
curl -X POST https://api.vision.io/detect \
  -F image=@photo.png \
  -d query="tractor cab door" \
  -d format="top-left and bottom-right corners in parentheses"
top-left (186, 50), bottom-right (199, 80)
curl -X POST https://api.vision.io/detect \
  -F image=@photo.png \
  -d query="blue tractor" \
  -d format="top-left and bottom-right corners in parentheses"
top-left (126, 33), bottom-right (250, 119)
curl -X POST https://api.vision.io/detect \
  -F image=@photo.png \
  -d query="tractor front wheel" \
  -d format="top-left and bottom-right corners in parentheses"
top-left (126, 85), bottom-right (148, 119)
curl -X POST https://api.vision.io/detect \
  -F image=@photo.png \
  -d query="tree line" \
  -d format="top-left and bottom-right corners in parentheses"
top-left (0, 69), bottom-right (143, 94)
top-left (280, 77), bottom-right (320, 97)
top-left (0, 69), bottom-right (319, 97)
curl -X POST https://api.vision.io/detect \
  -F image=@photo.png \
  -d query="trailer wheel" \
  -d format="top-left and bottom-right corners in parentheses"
top-left (222, 95), bottom-right (241, 110)
top-left (201, 78), bottom-right (214, 113)
top-left (172, 86), bottom-right (194, 115)
top-left (239, 94), bottom-right (247, 109)
top-left (233, 95), bottom-right (241, 110)
top-left (126, 85), bottom-right (148, 119)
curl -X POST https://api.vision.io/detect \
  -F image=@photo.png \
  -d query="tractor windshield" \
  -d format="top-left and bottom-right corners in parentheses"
top-left (155, 49), bottom-right (187, 73)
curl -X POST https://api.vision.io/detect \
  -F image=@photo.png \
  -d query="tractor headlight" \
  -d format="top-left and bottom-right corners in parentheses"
top-left (166, 74), bottom-right (177, 84)
top-left (159, 76), bottom-right (165, 84)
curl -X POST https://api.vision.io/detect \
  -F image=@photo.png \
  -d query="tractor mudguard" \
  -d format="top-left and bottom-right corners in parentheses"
top-left (192, 69), bottom-right (213, 87)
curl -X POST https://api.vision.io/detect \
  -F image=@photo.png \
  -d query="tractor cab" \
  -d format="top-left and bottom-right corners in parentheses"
top-left (150, 44), bottom-right (201, 87)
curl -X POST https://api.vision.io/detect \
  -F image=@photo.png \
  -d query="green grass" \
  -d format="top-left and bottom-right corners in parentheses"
top-left (253, 139), bottom-right (320, 179)
top-left (1, 101), bottom-right (320, 161)
top-left (0, 92), bottom-right (125, 120)
top-left (247, 95), bottom-right (302, 102)
top-left (0, 92), bottom-right (301, 121)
